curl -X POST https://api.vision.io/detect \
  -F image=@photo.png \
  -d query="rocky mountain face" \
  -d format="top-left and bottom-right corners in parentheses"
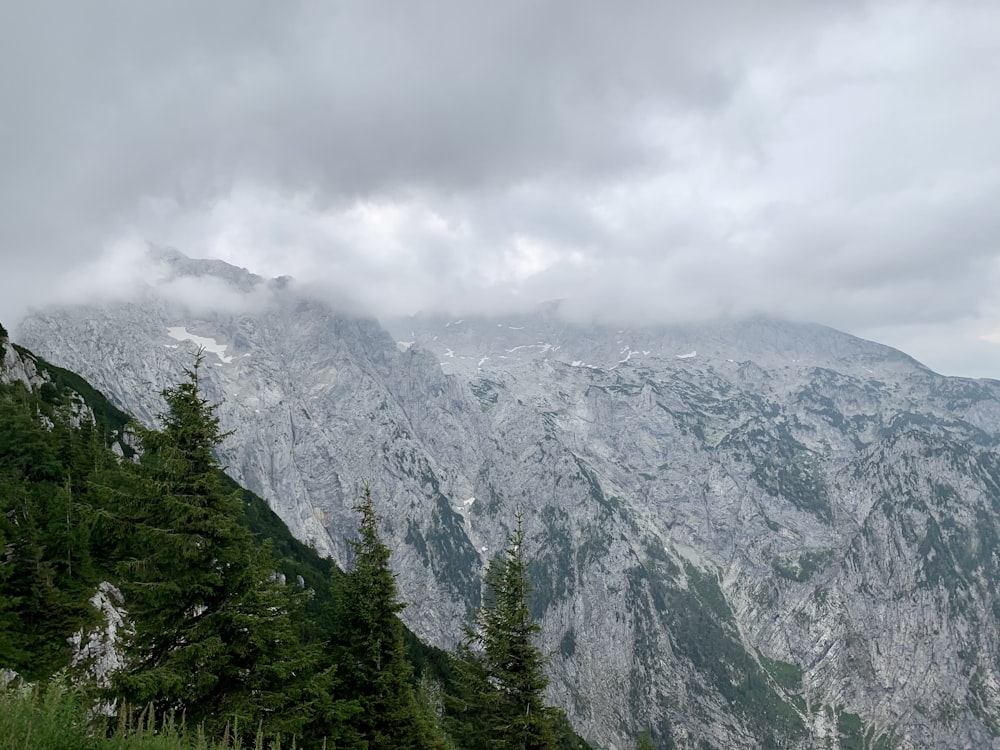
top-left (17, 251), bottom-right (1000, 749)
top-left (1, 331), bottom-right (48, 391)
top-left (1, 332), bottom-right (95, 430)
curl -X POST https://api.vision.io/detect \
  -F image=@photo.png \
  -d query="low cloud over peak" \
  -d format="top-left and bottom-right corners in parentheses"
top-left (3, 1), bottom-right (1000, 377)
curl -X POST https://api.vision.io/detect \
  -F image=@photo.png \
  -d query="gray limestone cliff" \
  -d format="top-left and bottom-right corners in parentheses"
top-left (17, 255), bottom-right (1000, 749)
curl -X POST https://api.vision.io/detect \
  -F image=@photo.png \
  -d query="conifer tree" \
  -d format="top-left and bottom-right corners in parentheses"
top-left (0, 386), bottom-right (95, 677)
top-left (110, 356), bottom-right (323, 739)
top-left (0, 480), bottom-right (27, 670)
top-left (330, 485), bottom-right (447, 749)
top-left (451, 515), bottom-right (557, 750)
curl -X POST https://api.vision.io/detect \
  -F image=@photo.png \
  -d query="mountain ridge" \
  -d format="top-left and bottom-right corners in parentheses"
top-left (18, 252), bottom-right (1000, 749)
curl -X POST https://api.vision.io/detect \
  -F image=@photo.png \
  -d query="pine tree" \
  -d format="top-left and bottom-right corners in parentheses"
top-left (330, 485), bottom-right (447, 749)
top-left (451, 515), bottom-right (557, 750)
top-left (109, 356), bottom-right (322, 740)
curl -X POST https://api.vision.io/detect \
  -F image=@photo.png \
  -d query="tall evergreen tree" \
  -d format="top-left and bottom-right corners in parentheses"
top-left (109, 356), bottom-right (323, 740)
top-left (450, 515), bottom-right (557, 750)
top-left (330, 485), bottom-right (447, 749)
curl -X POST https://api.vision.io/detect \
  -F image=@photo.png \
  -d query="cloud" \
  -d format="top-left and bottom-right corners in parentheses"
top-left (36, 239), bottom-right (278, 318)
top-left (43, 239), bottom-right (166, 309)
top-left (2, 1), bottom-right (1000, 376)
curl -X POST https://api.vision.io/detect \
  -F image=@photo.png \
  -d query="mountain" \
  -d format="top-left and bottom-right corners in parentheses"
top-left (3, 321), bottom-right (562, 748)
top-left (17, 251), bottom-right (1000, 749)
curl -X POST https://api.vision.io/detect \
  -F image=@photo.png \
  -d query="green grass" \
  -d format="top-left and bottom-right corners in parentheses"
top-left (0, 681), bottom-right (296, 750)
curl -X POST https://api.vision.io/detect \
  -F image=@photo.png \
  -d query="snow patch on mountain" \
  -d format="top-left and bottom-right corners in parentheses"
top-left (166, 326), bottom-right (234, 363)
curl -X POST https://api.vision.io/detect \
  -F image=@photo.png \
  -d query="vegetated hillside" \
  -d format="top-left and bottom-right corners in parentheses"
top-left (0, 329), bottom-right (588, 749)
top-left (1, 331), bottom-right (338, 682)
top-left (18, 250), bottom-right (1000, 749)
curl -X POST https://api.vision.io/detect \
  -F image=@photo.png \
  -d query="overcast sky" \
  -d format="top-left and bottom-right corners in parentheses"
top-left (2, 1), bottom-right (999, 377)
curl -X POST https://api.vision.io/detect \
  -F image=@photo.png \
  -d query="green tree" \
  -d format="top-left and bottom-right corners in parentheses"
top-left (330, 485), bottom-right (447, 749)
top-left (0, 385), bottom-right (97, 677)
top-left (450, 515), bottom-right (557, 750)
top-left (0, 479), bottom-right (29, 670)
top-left (109, 356), bottom-right (323, 740)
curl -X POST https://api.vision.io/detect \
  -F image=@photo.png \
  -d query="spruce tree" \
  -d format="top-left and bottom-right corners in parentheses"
top-left (109, 356), bottom-right (322, 740)
top-left (451, 515), bottom-right (557, 750)
top-left (330, 485), bottom-right (446, 749)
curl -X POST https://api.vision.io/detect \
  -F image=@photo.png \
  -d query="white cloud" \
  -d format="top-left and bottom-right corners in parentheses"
top-left (43, 238), bottom-right (168, 308)
top-left (3, 1), bottom-right (1000, 376)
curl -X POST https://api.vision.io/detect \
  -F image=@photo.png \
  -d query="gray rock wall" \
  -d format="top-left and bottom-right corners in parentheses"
top-left (18, 255), bottom-right (1000, 749)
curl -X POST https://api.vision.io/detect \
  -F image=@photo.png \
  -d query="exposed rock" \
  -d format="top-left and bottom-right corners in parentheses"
top-left (68, 582), bottom-right (129, 689)
top-left (0, 342), bottom-right (46, 390)
top-left (0, 668), bottom-right (21, 688)
top-left (18, 253), bottom-right (1000, 749)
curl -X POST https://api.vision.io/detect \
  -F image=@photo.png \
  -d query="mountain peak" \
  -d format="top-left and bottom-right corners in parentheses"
top-left (148, 246), bottom-right (263, 292)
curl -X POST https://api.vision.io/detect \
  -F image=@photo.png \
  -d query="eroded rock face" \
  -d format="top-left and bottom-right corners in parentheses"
top-left (0, 341), bottom-right (95, 431)
top-left (0, 341), bottom-right (47, 390)
top-left (18, 253), bottom-right (1000, 749)
top-left (68, 582), bottom-right (129, 690)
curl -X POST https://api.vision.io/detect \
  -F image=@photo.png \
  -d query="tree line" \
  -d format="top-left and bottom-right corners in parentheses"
top-left (0, 350), bottom-right (588, 749)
